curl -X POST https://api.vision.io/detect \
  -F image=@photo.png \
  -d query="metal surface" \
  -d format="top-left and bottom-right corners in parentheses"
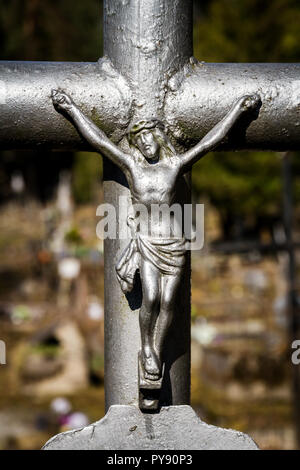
top-left (103, 0), bottom-right (193, 410)
top-left (104, 0), bottom-right (193, 122)
top-left (1, 60), bottom-right (300, 150)
top-left (165, 61), bottom-right (300, 151)
top-left (51, 89), bottom-right (260, 411)
top-left (43, 405), bottom-right (258, 450)
top-left (104, 0), bottom-right (192, 409)
top-left (0, 59), bottom-right (132, 149)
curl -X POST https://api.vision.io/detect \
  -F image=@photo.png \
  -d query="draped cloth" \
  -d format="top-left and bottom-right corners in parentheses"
top-left (115, 235), bottom-right (187, 294)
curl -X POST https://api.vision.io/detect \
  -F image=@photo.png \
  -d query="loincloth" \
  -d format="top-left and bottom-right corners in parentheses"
top-left (115, 235), bottom-right (187, 294)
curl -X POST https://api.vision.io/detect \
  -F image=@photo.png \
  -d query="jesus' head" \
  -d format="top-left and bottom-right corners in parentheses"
top-left (128, 119), bottom-right (175, 162)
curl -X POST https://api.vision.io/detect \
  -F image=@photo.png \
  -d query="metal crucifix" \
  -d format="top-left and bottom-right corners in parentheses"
top-left (51, 88), bottom-right (260, 404)
top-left (1, 0), bottom-right (300, 449)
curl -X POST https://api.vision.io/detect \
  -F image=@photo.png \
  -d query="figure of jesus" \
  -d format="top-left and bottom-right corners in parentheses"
top-left (52, 89), bottom-right (260, 383)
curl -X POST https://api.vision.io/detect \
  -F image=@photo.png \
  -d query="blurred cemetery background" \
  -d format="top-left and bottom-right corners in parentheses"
top-left (1, 0), bottom-right (300, 450)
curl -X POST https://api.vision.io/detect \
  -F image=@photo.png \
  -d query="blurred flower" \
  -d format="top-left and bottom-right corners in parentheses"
top-left (244, 269), bottom-right (268, 292)
top-left (58, 257), bottom-right (81, 280)
top-left (87, 299), bottom-right (103, 321)
top-left (62, 412), bottom-right (89, 430)
top-left (11, 172), bottom-right (25, 194)
top-left (192, 319), bottom-right (218, 346)
top-left (273, 295), bottom-right (288, 328)
top-left (50, 397), bottom-right (72, 415)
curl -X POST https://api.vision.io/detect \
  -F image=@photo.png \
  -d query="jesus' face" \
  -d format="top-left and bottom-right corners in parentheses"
top-left (135, 129), bottom-right (160, 161)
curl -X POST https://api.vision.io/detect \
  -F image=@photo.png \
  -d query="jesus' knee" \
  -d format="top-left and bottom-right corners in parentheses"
top-left (159, 298), bottom-right (175, 326)
top-left (160, 291), bottom-right (176, 314)
top-left (142, 291), bottom-right (159, 315)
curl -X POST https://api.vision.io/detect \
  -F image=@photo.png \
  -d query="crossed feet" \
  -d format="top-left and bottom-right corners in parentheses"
top-left (141, 345), bottom-right (162, 381)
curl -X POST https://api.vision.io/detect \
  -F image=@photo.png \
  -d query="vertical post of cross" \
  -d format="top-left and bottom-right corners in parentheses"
top-left (103, 0), bottom-right (193, 410)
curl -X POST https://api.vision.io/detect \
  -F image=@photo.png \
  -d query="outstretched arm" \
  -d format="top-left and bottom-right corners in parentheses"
top-left (51, 90), bottom-right (131, 172)
top-left (179, 94), bottom-right (261, 173)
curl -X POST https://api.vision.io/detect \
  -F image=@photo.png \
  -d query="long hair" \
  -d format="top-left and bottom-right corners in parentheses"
top-left (150, 127), bottom-right (176, 160)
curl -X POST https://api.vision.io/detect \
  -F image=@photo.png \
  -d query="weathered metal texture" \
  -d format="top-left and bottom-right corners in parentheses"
top-left (1, 58), bottom-right (300, 152)
top-left (166, 60), bottom-right (300, 150)
top-left (103, 0), bottom-right (193, 410)
top-left (0, 59), bottom-right (132, 149)
top-left (104, 0), bottom-right (193, 121)
top-left (49, 90), bottom-right (260, 413)
top-left (43, 405), bottom-right (258, 450)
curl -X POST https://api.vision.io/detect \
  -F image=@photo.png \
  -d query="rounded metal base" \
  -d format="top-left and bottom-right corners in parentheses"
top-left (43, 405), bottom-right (258, 450)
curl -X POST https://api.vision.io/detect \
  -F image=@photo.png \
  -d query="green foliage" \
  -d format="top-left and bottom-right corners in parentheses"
top-left (90, 352), bottom-right (104, 374)
top-left (31, 344), bottom-right (61, 358)
top-left (0, 0), bottom-right (102, 61)
top-left (64, 227), bottom-right (83, 245)
top-left (72, 152), bottom-right (102, 204)
top-left (193, 0), bottom-right (300, 235)
top-left (193, 151), bottom-right (282, 217)
top-left (194, 0), bottom-right (300, 62)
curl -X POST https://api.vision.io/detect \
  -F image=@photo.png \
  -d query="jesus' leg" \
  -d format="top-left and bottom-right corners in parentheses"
top-left (139, 259), bottom-right (161, 380)
top-left (155, 272), bottom-right (182, 361)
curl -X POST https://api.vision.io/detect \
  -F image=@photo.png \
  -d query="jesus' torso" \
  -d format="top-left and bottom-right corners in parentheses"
top-left (124, 154), bottom-right (184, 238)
